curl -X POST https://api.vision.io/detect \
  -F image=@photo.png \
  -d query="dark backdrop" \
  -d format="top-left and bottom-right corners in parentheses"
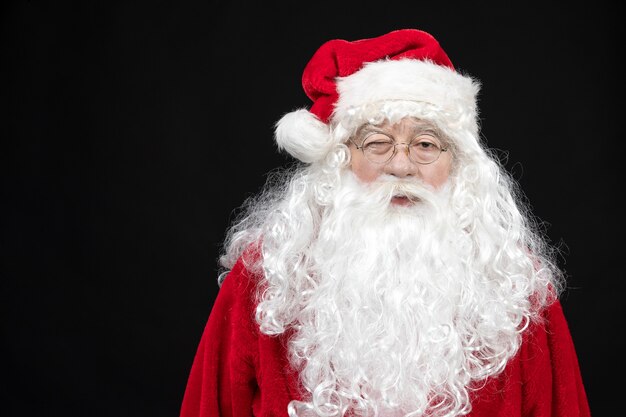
top-left (2, 1), bottom-right (622, 416)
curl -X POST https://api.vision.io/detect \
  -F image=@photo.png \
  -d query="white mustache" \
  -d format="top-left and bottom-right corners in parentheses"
top-left (370, 176), bottom-right (437, 202)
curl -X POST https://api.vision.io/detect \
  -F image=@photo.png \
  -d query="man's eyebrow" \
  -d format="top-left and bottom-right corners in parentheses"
top-left (408, 122), bottom-right (440, 136)
top-left (355, 124), bottom-right (383, 136)
top-left (354, 121), bottom-right (443, 140)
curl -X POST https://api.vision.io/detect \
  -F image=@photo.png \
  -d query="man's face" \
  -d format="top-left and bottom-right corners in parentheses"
top-left (348, 117), bottom-right (453, 205)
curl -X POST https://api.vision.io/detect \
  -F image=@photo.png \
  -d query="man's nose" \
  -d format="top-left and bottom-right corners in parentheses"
top-left (384, 144), bottom-right (418, 178)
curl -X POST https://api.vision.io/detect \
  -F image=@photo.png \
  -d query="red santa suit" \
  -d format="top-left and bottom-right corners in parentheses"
top-left (179, 257), bottom-right (591, 417)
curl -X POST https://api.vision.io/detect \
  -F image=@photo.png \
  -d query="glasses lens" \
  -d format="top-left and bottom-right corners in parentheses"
top-left (409, 140), bottom-right (442, 164)
top-left (362, 134), bottom-right (395, 164)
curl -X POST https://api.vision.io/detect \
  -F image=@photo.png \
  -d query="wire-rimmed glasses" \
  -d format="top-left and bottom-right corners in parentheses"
top-left (349, 131), bottom-right (448, 165)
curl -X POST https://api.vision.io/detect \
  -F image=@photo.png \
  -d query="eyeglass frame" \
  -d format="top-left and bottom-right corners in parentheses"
top-left (348, 131), bottom-right (449, 165)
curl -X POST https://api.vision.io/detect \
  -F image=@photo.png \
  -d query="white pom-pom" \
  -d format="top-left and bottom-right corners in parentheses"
top-left (274, 108), bottom-right (333, 163)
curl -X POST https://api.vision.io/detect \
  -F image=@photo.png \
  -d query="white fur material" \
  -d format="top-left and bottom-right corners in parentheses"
top-left (274, 109), bottom-right (332, 163)
top-left (334, 59), bottom-right (480, 133)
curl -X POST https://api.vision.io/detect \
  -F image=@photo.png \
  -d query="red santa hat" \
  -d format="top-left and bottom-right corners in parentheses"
top-left (275, 29), bottom-right (481, 163)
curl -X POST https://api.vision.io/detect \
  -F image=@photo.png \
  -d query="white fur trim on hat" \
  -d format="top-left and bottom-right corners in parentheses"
top-left (274, 108), bottom-right (333, 163)
top-left (333, 59), bottom-right (480, 135)
top-left (275, 60), bottom-right (480, 164)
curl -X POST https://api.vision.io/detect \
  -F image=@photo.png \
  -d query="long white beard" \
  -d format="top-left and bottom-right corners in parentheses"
top-left (287, 172), bottom-right (523, 417)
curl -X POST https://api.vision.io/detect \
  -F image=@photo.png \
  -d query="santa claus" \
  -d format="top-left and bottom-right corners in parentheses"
top-left (180, 29), bottom-right (590, 417)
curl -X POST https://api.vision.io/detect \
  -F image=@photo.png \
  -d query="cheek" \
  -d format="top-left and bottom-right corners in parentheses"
top-left (421, 159), bottom-right (452, 188)
top-left (350, 151), bottom-right (381, 183)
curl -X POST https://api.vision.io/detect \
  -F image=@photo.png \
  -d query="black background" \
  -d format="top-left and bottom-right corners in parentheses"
top-left (2, 1), bottom-right (623, 416)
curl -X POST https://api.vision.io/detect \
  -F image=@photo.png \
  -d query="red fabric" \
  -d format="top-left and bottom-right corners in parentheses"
top-left (180, 257), bottom-right (591, 417)
top-left (302, 29), bottom-right (454, 123)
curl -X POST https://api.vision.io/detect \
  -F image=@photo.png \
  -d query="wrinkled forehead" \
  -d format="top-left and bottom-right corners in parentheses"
top-left (332, 100), bottom-right (456, 144)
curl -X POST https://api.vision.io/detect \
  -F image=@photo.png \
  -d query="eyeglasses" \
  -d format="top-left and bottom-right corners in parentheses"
top-left (349, 132), bottom-right (449, 165)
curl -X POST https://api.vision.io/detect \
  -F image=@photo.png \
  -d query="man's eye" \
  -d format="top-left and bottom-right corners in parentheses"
top-left (364, 141), bottom-right (393, 154)
top-left (365, 140), bottom-right (392, 148)
top-left (418, 142), bottom-right (433, 148)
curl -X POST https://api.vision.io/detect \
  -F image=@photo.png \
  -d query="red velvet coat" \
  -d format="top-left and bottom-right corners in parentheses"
top-left (180, 257), bottom-right (591, 417)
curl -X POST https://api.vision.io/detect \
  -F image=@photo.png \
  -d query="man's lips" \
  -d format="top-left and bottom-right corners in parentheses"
top-left (391, 195), bottom-right (415, 206)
